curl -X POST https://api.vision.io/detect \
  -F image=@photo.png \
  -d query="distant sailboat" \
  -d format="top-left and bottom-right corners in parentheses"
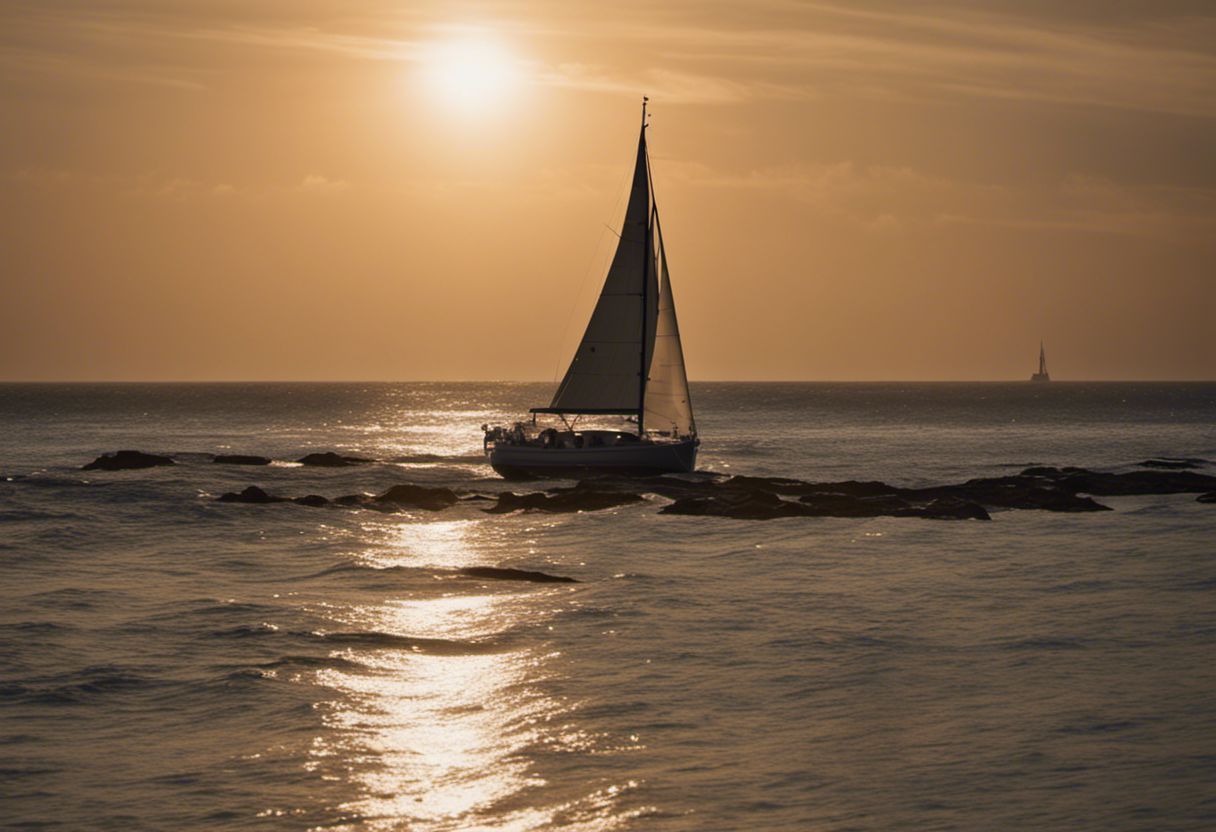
top-left (1030, 342), bottom-right (1051, 382)
top-left (483, 99), bottom-right (699, 478)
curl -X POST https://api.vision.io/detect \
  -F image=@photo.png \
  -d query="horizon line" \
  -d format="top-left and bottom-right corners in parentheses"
top-left (2, 378), bottom-right (1214, 385)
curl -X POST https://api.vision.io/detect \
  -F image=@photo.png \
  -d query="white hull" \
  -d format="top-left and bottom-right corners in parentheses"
top-left (488, 438), bottom-right (698, 479)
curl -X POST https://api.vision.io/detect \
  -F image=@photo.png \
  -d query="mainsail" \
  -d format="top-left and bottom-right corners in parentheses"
top-left (538, 104), bottom-right (695, 439)
top-left (643, 216), bottom-right (695, 437)
top-left (545, 123), bottom-right (658, 416)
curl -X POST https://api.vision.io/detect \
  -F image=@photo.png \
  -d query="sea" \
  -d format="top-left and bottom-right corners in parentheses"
top-left (1, 382), bottom-right (1213, 831)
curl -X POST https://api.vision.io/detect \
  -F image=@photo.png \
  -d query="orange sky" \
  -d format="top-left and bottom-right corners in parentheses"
top-left (2, 1), bottom-right (1214, 381)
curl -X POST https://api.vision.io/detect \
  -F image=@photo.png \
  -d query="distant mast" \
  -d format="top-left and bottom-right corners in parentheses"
top-left (1030, 341), bottom-right (1051, 382)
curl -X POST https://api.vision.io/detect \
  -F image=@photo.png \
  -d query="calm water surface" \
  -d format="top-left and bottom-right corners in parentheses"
top-left (1, 382), bottom-right (1214, 831)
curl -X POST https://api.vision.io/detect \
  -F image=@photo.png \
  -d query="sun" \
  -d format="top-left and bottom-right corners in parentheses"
top-left (419, 32), bottom-right (522, 116)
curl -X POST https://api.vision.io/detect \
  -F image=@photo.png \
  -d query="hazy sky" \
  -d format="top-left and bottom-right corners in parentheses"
top-left (3, 0), bottom-right (1214, 380)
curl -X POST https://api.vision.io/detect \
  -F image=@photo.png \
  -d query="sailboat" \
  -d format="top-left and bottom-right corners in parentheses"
top-left (1030, 341), bottom-right (1051, 382)
top-left (483, 100), bottom-right (699, 478)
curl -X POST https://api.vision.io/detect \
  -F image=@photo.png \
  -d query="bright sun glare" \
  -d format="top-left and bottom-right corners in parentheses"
top-left (420, 32), bottom-right (521, 115)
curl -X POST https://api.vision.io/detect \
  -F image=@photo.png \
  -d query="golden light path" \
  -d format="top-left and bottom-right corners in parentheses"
top-left (305, 516), bottom-right (641, 830)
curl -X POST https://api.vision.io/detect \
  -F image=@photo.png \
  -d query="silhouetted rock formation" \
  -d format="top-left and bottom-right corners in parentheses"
top-left (1198, 492), bottom-right (1216, 504)
top-left (217, 486), bottom-right (327, 507)
top-left (207, 464), bottom-right (1216, 521)
top-left (1016, 466), bottom-right (1216, 496)
top-left (218, 486), bottom-right (287, 504)
top-left (82, 450), bottom-right (175, 471)
top-left (213, 454), bottom-right (272, 466)
top-left (297, 452), bottom-right (371, 467)
top-left (374, 484), bottom-right (458, 511)
top-left (459, 566), bottom-right (578, 583)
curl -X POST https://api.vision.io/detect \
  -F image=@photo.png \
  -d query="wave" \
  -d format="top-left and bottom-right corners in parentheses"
top-left (255, 654), bottom-right (367, 671)
top-left (2, 665), bottom-right (166, 706)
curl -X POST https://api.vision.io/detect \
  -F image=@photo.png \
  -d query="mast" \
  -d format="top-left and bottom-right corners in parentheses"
top-left (638, 96), bottom-right (649, 436)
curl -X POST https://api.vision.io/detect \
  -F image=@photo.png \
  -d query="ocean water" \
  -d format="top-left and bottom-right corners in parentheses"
top-left (1, 382), bottom-right (1214, 831)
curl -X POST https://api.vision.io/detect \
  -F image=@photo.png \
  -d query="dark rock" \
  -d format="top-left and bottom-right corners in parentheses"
top-left (82, 450), bottom-right (175, 471)
top-left (334, 494), bottom-right (373, 507)
top-left (213, 454), bottom-right (272, 466)
top-left (374, 484), bottom-right (458, 511)
top-left (1021, 467), bottom-right (1216, 496)
top-left (914, 497), bottom-right (991, 521)
top-left (293, 494), bottom-right (329, 507)
top-left (459, 566), bottom-right (578, 584)
top-left (916, 477), bottom-right (1111, 512)
top-left (218, 486), bottom-right (287, 504)
top-left (485, 489), bottom-right (644, 514)
top-left (297, 452), bottom-right (371, 467)
top-left (1198, 492), bottom-right (1216, 504)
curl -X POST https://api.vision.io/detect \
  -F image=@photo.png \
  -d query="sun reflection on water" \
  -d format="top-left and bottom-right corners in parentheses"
top-left (304, 515), bottom-right (637, 830)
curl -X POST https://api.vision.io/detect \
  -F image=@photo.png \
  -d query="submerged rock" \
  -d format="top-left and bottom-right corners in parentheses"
top-left (916, 496), bottom-right (991, 521)
top-left (297, 452), bottom-right (371, 467)
top-left (293, 494), bottom-right (329, 507)
top-left (213, 454), bottom-right (272, 466)
top-left (82, 450), bottom-right (174, 471)
top-left (373, 484), bottom-right (458, 511)
top-left (218, 486), bottom-right (287, 504)
top-left (459, 566), bottom-right (578, 583)
top-left (1198, 492), bottom-right (1216, 504)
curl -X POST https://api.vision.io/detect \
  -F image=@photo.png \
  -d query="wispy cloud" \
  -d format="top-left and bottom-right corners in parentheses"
top-left (4, 1), bottom-right (1213, 114)
top-left (662, 159), bottom-right (1216, 238)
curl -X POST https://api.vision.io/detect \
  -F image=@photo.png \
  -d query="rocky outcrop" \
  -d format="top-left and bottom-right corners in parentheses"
top-left (297, 452), bottom-right (371, 467)
top-left (217, 486), bottom-right (327, 506)
top-left (373, 484), bottom-right (458, 511)
top-left (82, 450), bottom-right (175, 471)
top-left (1016, 466), bottom-right (1216, 496)
top-left (459, 566), bottom-right (578, 583)
top-left (1197, 492), bottom-right (1216, 504)
top-left (213, 454), bottom-right (272, 466)
top-left (218, 486), bottom-right (287, 504)
top-left (208, 464), bottom-right (1215, 521)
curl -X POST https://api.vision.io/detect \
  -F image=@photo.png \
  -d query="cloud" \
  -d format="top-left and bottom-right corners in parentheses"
top-left (662, 159), bottom-right (1216, 238)
top-left (298, 174), bottom-right (350, 194)
top-left (4, 1), bottom-right (1213, 114)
